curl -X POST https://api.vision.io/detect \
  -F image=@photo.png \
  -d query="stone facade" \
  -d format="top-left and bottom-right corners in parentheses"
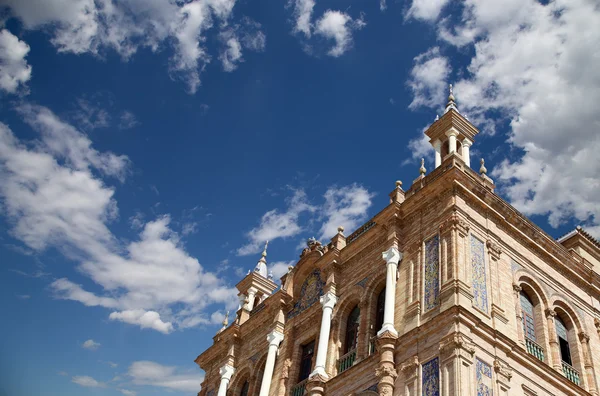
top-left (195, 97), bottom-right (600, 396)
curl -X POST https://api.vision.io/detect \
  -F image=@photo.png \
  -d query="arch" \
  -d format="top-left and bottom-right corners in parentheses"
top-left (550, 297), bottom-right (586, 334)
top-left (516, 273), bottom-right (550, 362)
top-left (551, 299), bottom-right (588, 388)
top-left (515, 271), bottom-right (550, 308)
top-left (229, 365), bottom-right (252, 396)
top-left (344, 305), bottom-right (361, 354)
top-left (251, 354), bottom-right (268, 395)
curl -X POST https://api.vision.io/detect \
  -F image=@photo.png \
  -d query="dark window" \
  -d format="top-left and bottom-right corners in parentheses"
top-left (555, 316), bottom-right (572, 365)
top-left (240, 381), bottom-right (249, 396)
top-left (520, 291), bottom-right (536, 342)
top-left (298, 340), bottom-right (315, 382)
top-left (375, 288), bottom-right (385, 332)
top-left (345, 305), bottom-right (360, 354)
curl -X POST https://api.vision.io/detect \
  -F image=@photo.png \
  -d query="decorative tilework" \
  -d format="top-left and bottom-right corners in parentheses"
top-left (476, 358), bottom-right (492, 396)
top-left (470, 235), bottom-right (488, 313)
top-left (422, 357), bottom-right (440, 396)
top-left (287, 269), bottom-right (324, 319)
top-left (424, 235), bottom-right (440, 311)
top-left (356, 277), bottom-right (369, 288)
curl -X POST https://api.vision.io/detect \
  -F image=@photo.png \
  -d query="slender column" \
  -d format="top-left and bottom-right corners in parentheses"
top-left (310, 291), bottom-right (337, 379)
top-left (433, 139), bottom-right (442, 168)
top-left (246, 287), bottom-right (258, 311)
top-left (446, 129), bottom-right (459, 154)
top-left (462, 138), bottom-right (472, 167)
top-left (259, 330), bottom-right (284, 396)
top-left (217, 364), bottom-right (235, 396)
top-left (579, 332), bottom-right (598, 395)
top-left (545, 309), bottom-right (561, 370)
top-left (378, 247), bottom-right (402, 337)
top-left (513, 284), bottom-right (525, 345)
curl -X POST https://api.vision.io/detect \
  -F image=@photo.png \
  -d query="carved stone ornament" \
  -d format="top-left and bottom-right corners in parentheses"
top-left (439, 213), bottom-right (470, 235)
top-left (281, 358), bottom-right (292, 379)
top-left (512, 283), bottom-right (522, 293)
top-left (307, 371), bottom-right (328, 384)
top-left (439, 333), bottom-right (475, 356)
top-left (493, 359), bottom-right (513, 381)
top-left (375, 365), bottom-right (398, 380)
top-left (579, 332), bottom-right (591, 343)
top-left (486, 240), bottom-right (502, 260)
top-left (399, 355), bottom-right (419, 374)
top-left (595, 318), bottom-right (600, 334)
top-left (544, 308), bottom-right (557, 319)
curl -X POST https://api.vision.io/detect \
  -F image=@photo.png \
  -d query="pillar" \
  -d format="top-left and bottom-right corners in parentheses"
top-left (217, 364), bottom-right (235, 396)
top-left (259, 330), bottom-right (284, 396)
top-left (545, 309), bottom-right (561, 370)
top-left (433, 139), bottom-right (442, 168)
top-left (513, 284), bottom-right (525, 345)
top-left (246, 287), bottom-right (258, 311)
top-left (446, 129), bottom-right (458, 154)
top-left (378, 247), bottom-right (402, 337)
top-left (310, 291), bottom-right (337, 379)
top-left (462, 138), bottom-right (472, 167)
top-left (579, 332), bottom-right (598, 395)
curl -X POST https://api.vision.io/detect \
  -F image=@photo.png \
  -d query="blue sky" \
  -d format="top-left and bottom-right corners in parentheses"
top-left (0, 0), bottom-right (599, 395)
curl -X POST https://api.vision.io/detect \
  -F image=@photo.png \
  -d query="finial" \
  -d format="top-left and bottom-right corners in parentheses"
top-left (261, 240), bottom-right (269, 258)
top-left (268, 271), bottom-right (274, 281)
top-left (435, 114), bottom-right (439, 121)
top-left (337, 226), bottom-right (344, 234)
top-left (419, 158), bottom-right (426, 175)
top-left (445, 83), bottom-right (459, 114)
top-left (395, 180), bottom-right (402, 189)
top-left (222, 311), bottom-right (229, 327)
top-left (480, 158), bottom-right (487, 175)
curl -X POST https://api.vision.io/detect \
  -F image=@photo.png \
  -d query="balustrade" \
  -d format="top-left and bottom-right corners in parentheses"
top-left (290, 379), bottom-right (307, 396)
top-left (337, 349), bottom-right (357, 374)
top-left (368, 336), bottom-right (377, 356)
top-left (561, 362), bottom-right (581, 386)
top-left (525, 338), bottom-right (545, 362)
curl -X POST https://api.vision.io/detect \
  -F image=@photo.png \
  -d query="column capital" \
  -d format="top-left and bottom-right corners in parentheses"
top-left (462, 137), bottom-right (473, 147)
top-left (247, 287), bottom-right (258, 295)
top-left (512, 283), bottom-right (522, 293)
top-left (445, 128), bottom-right (459, 137)
top-left (382, 247), bottom-right (402, 266)
top-left (545, 308), bottom-right (557, 319)
top-left (319, 290), bottom-right (337, 310)
top-left (579, 332), bottom-right (591, 343)
top-left (219, 364), bottom-right (235, 380)
top-left (266, 330), bottom-right (284, 346)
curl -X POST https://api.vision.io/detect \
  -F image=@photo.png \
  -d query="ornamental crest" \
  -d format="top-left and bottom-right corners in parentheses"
top-left (287, 269), bottom-right (324, 319)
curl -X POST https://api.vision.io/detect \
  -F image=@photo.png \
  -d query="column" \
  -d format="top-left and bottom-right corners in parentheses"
top-left (378, 247), bottom-right (402, 337)
top-left (545, 309), bottom-right (561, 370)
top-left (259, 330), bottom-right (284, 396)
top-left (446, 129), bottom-right (458, 154)
top-left (462, 138), bottom-right (472, 167)
top-left (579, 332), bottom-right (598, 395)
top-left (310, 291), bottom-right (337, 379)
top-left (217, 364), bottom-right (235, 396)
top-left (433, 139), bottom-right (442, 168)
top-left (513, 284), bottom-right (525, 345)
top-left (246, 287), bottom-right (258, 311)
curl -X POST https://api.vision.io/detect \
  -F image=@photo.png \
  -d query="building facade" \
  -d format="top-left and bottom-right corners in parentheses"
top-left (195, 88), bottom-right (600, 396)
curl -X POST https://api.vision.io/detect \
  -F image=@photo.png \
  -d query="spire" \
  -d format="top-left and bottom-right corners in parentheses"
top-left (445, 84), bottom-right (459, 114)
top-left (254, 241), bottom-right (269, 278)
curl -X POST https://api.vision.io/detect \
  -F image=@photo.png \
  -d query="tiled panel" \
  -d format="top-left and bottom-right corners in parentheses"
top-left (422, 357), bottom-right (440, 396)
top-left (424, 235), bottom-right (440, 311)
top-left (476, 358), bottom-right (493, 396)
top-left (287, 269), bottom-right (324, 319)
top-left (470, 235), bottom-right (488, 313)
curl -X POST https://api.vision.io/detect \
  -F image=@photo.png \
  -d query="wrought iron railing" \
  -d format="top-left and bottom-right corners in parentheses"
top-left (525, 338), bottom-right (545, 362)
top-left (337, 349), bottom-right (357, 373)
top-left (290, 379), bottom-right (307, 396)
top-left (562, 362), bottom-right (581, 386)
top-left (368, 336), bottom-right (377, 356)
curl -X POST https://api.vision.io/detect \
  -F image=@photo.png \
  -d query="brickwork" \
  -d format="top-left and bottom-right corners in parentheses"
top-left (195, 109), bottom-right (600, 396)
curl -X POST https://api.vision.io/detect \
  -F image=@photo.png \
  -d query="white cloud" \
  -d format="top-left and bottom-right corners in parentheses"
top-left (119, 390), bottom-right (136, 396)
top-left (0, 29), bottom-right (32, 93)
top-left (72, 98), bottom-right (111, 130)
top-left (128, 361), bottom-right (203, 393)
top-left (72, 375), bottom-right (106, 388)
top-left (0, 106), bottom-right (238, 332)
top-left (82, 339), bottom-right (101, 350)
top-left (270, 260), bottom-right (294, 280)
top-left (2, 0), bottom-right (254, 93)
top-left (407, 0), bottom-right (451, 21)
top-left (291, 0), bottom-right (315, 37)
top-left (109, 310), bottom-right (174, 334)
top-left (237, 189), bottom-right (316, 256)
top-left (315, 10), bottom-right (366, 57)
top-left (17, 294), bottom-right (31, 299)
top-left (319, 184), bottom-right (374, 240)
top-left (118, 111), bottom-right (139, 130)
top-left (407, 0), bottom-right (600, 237)
top-left (219, 30), bottom-right (243, 72)
top-left (408, 47), bottom-right (450, 110)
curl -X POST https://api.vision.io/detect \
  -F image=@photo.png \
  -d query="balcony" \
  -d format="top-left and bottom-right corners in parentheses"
top-left (525, 338), bottom-right (545, 362)
top-left (561, 362), bottom-right (581, 386)
top-left (337, 349), bottom-right (357, 374)
top-left (290, 379), bottom-right (307, 396)
top-left (368, 336), bottom-right (377, 356)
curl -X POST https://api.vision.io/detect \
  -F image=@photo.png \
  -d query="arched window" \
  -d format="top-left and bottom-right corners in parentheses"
top-left (520, 291), bottom-right (536, 341)
top-left (375, 288), bottom-right (385, 332)
top-left (298, 340), bottom-right (315, 382)
top-left (555, 316), bottom-right (572, 365)
top-left (345, 305), bottom-right (360, 353)
top-left (240, 381), bottom-right (250, 396)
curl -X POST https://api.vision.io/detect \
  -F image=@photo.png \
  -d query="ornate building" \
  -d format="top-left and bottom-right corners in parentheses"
top-left (194, 87), bottom-right (600, 396)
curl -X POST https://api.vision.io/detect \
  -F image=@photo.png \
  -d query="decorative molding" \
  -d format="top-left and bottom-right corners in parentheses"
top-left (545, 308), bottom-right (557, 319)
top-left (494, 359), bottom-right (513, 381)
top-left (486, 239), bottom-right (502, 260)
top-left (399, 355), bottom-right (419, 375)
top-left (347, 221), bottom-right (376, 245)
top-left (439, 333), bottom-right (476, 356)
top-left (439, 213), bottom-right (470, 235)
top-left (375, 365), bottom-right (398, 380)
top-left (356, 276), bottom-right (369, 288)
